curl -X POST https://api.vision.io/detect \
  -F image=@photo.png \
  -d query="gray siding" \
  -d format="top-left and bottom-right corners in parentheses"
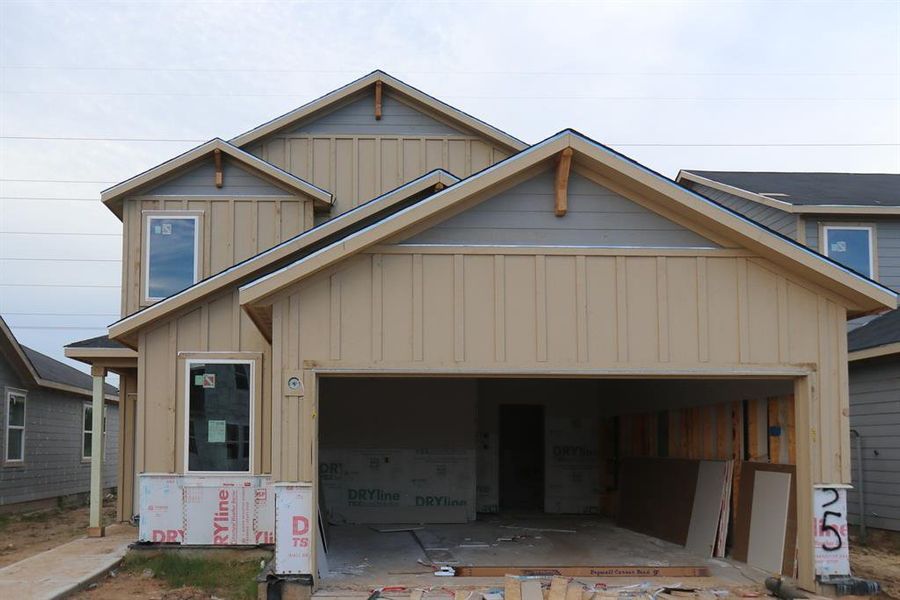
top-left (848, 357), bottom-right (900, 532)
top-left (688, 183), bottom-right (797, 239)
top-left (148, 159), bottom-right (294, 197)
top-left (0, 355), bottom-right (118, 507)
top-left (403, 170), bottom-right (719, 248)
top-left (805, 217), bottom-right (900, 292)
top-left (288, 90), bottom-right (464, 137)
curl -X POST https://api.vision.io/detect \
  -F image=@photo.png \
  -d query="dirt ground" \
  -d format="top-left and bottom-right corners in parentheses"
top-left (73, 574), bottom-right (213, 600)
top-left (0, 497), bottom-right (117, 568)
top-left (850, 530), bottom-right (900, 600)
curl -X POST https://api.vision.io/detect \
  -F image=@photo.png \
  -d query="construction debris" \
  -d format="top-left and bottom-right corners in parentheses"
top-left (453, 566), bottom-right (711, 577)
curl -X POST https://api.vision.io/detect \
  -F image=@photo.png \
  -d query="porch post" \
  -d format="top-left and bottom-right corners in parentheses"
top-left (88, 365), bottom-right (107, 537)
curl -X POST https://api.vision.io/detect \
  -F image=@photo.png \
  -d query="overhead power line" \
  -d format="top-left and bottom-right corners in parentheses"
top-left (0, 135), bottom-right (204, 143)
top-left (2, 312), bottom-right (119, 317)
top-left (0, 231), bottom-right (121, 237)
top-left (7, 325), bottom-right (110, 331)
top-left (2, 90), bottom-right (898, 101)
top-left (0, 283), bottom-right (119, 288)
top-left (1, 65), bottom-right (897, 77)
top-left (0, 136), bottom-right (896, 147)
top-left (0, 196), bottom-right (100, 202)
top-left (0, 257), bottom-right (121, 262)
top-left (0, 178), bottom-right (115, 184)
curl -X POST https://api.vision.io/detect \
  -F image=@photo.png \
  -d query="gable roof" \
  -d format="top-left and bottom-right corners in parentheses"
top-left (229, 70), bottom-right (528, 152)
top-left (0, 316), bottom-right (118, 399)
top-left (848, 308), bottom-right (900, 361)
top-left (107, 169), bottom-right (461, 347)
top-left (100, 138), bottom-right (333, 219)
top-left (678, 171), bottom-right (900, 215)
top-left (240, 130), bottom-right (897, 322)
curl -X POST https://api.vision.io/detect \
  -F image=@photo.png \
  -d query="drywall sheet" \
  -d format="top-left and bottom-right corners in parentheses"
top-left (138, 474), bottom-right (274, 545)
top-left (274, 484), bottom-right (314, 575)
top-left (182, 484), bottom-right (274, 545)
top-left (545, 416), bottom-right (601, 514)
top-left (746, 470), bottom-right (792, 574)
top-left (319, 448), bottom-right (476, 523)
top-left (732, 463), bottom-right (797, 575)
top-left (685, 460), bottom-right (729, 557)
top-left (618, 457), bottom-right (700, 545)
top-left (139, 475), bottom-right (183, 543)
top-left (714, 460), bottom-right (734, 557)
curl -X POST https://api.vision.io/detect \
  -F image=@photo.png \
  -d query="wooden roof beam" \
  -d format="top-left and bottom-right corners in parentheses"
top-left (555, 147), bottom-right (574, 217)
top-left (213, 148), bottom-right (223, 188)
top-left (374, 81), bottom-right (383, 120)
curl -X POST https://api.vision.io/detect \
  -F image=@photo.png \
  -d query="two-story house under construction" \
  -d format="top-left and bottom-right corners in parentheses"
top-left (65, 72), bottom-right (896, 593)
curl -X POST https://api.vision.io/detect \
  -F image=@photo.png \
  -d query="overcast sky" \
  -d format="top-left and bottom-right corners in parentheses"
top-left (1, 0), bottom-right (898, 375)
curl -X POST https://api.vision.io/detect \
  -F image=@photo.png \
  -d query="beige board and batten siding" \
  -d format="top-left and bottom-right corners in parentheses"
top-left (128, 98), bottom-right (517, 482)
top-left (263, 166), bottom-right (854, 490)
top-left (119, 158), bottom-right (316, 316)
top-left (135, 288), bottom-right (272, 477)
top-left (246, 89), bottom-right (512, 217)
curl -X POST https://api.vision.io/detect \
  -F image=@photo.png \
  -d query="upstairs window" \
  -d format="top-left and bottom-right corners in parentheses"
top-left (5, 389), bottom-right (26, 463)
top-left (144, 213), bottom-right (201, 302)
top-left (823, 225), bottom-right (875, 279)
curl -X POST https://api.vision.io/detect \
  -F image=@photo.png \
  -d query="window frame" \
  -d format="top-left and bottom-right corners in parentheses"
top-left (82, 402), bottom-right (108, 461)
top-left (142, 210), bottom-right (203, 304)
top-left (182, 356), bottom-right (257, 475)
top-left (4, 387), bottom-right (27, 465)
top-left (820, 223), bottom-right (877, 280)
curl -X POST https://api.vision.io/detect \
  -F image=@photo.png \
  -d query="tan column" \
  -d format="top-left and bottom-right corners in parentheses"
top-left (88, 365), bottom-right (107, 537)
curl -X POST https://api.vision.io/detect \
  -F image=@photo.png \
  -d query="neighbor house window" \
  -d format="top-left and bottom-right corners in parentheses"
top-left (185, 359), bottom-right (253, 473)
top-left (5, 389), bottom-right (26, 463)
top-left (82, 403), bottom-right (108, 460)
top-left (823, 225), bottom-right (875, 279)
top-left (144, 213), bottom-right (201, 302)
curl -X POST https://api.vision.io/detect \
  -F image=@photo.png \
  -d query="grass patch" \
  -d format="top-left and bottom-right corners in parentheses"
top-left (0, 514), bottom-right (10, 532)
top-left (122, 552), bottom-right (261, 600)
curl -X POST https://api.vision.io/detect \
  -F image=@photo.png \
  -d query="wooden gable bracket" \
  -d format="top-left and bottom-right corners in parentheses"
top-left (374, 81), bottom-right (383, 120)
top-left (213, 148), bottom-right (224, 188)
top-left (555, 147), bottom-right (574, 217)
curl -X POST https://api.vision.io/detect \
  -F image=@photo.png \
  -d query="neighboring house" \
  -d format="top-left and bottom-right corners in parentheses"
top-left (65, 72), bottom-right (896, 591)
top-left (0, 315), bottom-right (118, 510)
top-left (847, 309), bottom-right (900, 533)
top-left (678, 170), bottom-right (900, 533)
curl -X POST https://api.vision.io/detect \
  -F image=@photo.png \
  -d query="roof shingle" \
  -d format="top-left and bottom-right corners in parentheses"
top-left (684, 171), bottom-right (900, 207)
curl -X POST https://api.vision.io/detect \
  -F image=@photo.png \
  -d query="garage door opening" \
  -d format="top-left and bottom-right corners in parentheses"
top-left (317, 376), bottom-right (797, 585)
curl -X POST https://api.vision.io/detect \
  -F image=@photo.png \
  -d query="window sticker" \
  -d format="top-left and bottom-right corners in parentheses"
top-left (208, 420), bottom-right (227, 443)
top-left (202, 374), bottom-right (216, 389)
